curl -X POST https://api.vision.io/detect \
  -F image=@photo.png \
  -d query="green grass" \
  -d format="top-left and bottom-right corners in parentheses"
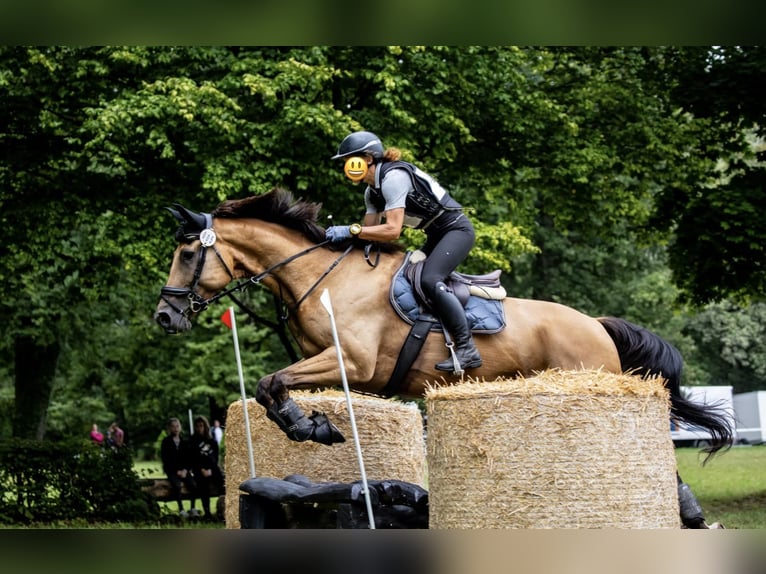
top-left (134, 460), bottom-right (164, 478)
top-left (675, 444), bottom-right (766, 529)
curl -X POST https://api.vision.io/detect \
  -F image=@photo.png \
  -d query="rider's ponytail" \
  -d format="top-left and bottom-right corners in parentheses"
top-left (383, 147), bottom-right (402, 162)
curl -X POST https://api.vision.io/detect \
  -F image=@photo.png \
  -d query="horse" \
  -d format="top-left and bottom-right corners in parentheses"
top-left (154, 187), bottom-right (732, 528)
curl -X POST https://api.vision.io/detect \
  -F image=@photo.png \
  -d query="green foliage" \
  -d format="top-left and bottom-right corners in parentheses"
top-left (669, 166), bottom-right (766, 305)
top-left (0, 439), bottom-right (160, 524)
top-left (655, 46), bottom-right (766, 304)
top-left (684, 302), bottom-right (766, 393)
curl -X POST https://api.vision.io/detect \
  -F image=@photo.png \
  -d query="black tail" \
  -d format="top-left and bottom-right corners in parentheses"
top-left (598, 316), bottom-right (733, 462)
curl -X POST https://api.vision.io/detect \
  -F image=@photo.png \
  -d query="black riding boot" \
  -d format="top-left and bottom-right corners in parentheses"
top-left (432, 282), bottom-right (482, 372)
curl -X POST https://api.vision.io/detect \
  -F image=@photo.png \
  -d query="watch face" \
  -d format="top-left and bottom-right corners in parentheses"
top-left (350, 223), bottom-right (362, 235)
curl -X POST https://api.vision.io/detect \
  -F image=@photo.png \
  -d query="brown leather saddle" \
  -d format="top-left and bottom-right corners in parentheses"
top-left (404, 259), bottom-right (504, 309)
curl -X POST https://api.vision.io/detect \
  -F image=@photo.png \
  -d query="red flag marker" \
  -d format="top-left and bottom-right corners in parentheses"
top-left (221, 308), bottom-right (233, 329)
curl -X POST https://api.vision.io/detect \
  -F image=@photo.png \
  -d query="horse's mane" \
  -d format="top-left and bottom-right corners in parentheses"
top-left (212, 187), bottom-right (402, 253)
top-left (213, 188), bottom-right (327, 244)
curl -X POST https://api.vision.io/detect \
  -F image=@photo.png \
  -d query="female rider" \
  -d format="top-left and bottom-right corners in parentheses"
top-left (326, 130), bottom-right (481, 372)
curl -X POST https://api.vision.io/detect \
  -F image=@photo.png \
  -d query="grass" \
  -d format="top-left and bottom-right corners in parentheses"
top-left (675, 444), bottom-right (766, 529)
top-left (134, 459), bottom-right (165, 479)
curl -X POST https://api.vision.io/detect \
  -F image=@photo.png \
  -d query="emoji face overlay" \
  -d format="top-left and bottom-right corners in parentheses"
top-left (344, 156), bottom-right (368, 182)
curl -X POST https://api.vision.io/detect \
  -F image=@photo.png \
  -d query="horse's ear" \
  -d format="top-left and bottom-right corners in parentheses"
top-left (165, 206), bottom-right (183, 222)
top-left (170, 203), bottom-right (207, 232)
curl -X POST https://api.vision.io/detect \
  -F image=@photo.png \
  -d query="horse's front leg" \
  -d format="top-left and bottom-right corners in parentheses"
top-left (255, 372), bottom-right (345, 445)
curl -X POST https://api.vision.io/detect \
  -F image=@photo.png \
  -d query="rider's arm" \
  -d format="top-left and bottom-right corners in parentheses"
top-left (358, 208), bottom-right (404, 241)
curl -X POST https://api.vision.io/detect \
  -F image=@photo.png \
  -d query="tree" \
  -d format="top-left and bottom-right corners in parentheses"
top-left (654, 46), bottom-right (766, 305)
top-left (684, 301), bottom-right (766, 393)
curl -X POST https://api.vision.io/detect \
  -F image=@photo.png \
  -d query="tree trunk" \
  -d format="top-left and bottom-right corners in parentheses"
top-left (13, 335), bottom-right (60, 440)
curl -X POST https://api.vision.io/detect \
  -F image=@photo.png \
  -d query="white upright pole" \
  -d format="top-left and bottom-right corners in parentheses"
top-left (188, 409), bottom-right (193, 435)
top-left (319, 289), bottom-right (376, 529)
top-left (227, 306), bottom-right (256, 478)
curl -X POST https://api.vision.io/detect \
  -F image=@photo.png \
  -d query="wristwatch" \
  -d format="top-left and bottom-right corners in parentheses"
top-left (349, 223), bottom-right (363, 236)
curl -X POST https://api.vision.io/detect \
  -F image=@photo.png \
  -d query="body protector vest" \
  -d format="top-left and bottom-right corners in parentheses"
top-left (369, 161), bottom-right (463, 230)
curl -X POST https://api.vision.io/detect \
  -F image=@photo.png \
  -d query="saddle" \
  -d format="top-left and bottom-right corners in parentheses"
top-left (381, 252), bottom-right (507, 397)
top-left (390, 252), bottom-right (507, 334)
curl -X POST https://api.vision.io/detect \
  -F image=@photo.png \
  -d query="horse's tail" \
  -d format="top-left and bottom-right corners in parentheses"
top-left (598, 316), bottom-right (733, 462)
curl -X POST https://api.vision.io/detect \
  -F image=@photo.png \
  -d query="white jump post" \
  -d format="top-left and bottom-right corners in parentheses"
top-left (319, 288), bottom-right (376, 529)
top-left (223, 306), bottom-right (256, 479)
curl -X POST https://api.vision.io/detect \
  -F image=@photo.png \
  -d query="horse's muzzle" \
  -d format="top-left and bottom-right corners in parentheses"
top-left (154, 305), bottom-right (192, 334)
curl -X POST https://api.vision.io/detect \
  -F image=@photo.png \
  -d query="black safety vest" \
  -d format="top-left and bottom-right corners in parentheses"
top-left (369, 161), bottom-right (462, 228)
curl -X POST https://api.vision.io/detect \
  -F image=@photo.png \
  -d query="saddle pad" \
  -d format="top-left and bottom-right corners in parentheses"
top-left (390, 254), bottom-right (506, 334)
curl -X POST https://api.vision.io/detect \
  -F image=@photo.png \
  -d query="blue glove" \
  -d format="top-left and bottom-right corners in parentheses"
top-left (325, 225), bottom-right (352, 242)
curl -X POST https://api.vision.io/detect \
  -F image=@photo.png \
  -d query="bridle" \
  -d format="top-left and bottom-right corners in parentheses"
top-left (159, 213), bottom-right (354, 321)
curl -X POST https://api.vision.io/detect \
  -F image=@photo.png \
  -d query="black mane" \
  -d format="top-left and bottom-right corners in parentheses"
top-left (212, 188), bottom-right (327, 244)
top-left (212, 187), bottom-right (402, 253)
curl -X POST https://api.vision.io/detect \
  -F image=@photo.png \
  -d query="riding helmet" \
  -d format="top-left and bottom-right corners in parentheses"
top-left (331, 131), bottom-right (384, 160)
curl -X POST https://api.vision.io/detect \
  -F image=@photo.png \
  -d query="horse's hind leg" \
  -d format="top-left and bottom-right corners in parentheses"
top-left (255, 373), bottom-right (345, 445)
top-left (677, 473), bottom-right (721, 528)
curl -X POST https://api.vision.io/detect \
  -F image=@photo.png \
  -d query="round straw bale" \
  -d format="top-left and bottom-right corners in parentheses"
top-left (426, 370), bottom-right (680, 529)
top-left (224, 390), bottom-right (426, 528)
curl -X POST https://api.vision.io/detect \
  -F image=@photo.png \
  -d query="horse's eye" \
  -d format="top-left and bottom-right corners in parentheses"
top-left (181, 250), bottom-right (195, 263)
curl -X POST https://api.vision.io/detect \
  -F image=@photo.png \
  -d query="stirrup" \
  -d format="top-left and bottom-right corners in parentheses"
top-left (435, 342), bottom-right (464, 375)
top-left (435, 344), bottom-right (482, 375)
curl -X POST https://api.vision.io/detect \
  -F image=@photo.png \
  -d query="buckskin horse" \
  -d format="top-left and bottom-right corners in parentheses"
top-left (155, 188), bottom-right (732, 528)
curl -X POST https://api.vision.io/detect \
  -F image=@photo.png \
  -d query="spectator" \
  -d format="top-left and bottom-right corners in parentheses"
top-left (90, 423), bottom-right (104, 445)
top-left (211, 419), bottom-right (223, 446)
top-left (160, 417), bottom-right (197, 517)
top-left (191, 415), bottom-right (224, 521)
top-left (108, 422), bottom-right (125, 447)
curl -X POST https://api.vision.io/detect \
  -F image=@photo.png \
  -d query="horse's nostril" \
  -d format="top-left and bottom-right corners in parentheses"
top-left (155, 312), bottom-right (170, 328)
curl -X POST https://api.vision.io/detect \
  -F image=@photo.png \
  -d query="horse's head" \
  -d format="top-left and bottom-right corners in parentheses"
top-left (154, 203), bottom-right (235, 334)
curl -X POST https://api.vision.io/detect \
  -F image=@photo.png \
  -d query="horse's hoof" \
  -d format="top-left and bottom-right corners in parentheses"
top-left (309, 411), bottom-right (346, 445)
top-left (681, 517), bottom-right (708, 529)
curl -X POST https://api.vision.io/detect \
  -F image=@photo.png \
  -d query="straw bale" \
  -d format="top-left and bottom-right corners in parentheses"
top-left (224, 390), bottom-right (426, 528)
top-left (426, 369), bottom-right (680, 529)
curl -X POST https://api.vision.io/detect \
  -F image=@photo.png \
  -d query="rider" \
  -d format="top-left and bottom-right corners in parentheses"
top-left (326, 130), bottom-right (481, 372)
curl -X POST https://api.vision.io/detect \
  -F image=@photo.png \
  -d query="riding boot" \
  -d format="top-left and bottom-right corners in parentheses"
top-left (431, 282), bottom-right (482, 372)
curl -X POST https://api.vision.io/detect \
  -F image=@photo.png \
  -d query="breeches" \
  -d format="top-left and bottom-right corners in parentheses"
top-left (419, 218), bottom-right (475, 301)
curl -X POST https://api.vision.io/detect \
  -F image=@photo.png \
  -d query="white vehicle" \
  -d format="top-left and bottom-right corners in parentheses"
top-left (670, 386), bottom-right (737, 446)
top-left (733, 391), bottom-right (766, 444)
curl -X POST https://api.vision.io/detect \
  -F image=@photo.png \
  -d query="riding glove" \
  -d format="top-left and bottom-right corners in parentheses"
top-left (325, 225), bottom-right (351, 242)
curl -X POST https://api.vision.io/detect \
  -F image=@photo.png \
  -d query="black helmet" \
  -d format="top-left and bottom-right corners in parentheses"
top-left (331, 131), bottom-right (384, 160)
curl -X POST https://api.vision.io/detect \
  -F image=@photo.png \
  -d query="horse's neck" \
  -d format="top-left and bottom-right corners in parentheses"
top-left (221, 220), bottom-right (324, 290)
